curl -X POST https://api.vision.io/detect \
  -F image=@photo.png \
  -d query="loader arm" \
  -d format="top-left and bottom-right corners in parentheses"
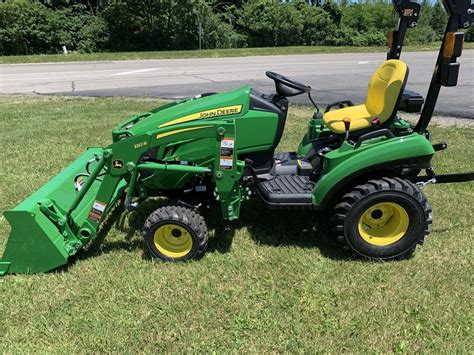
top-left (0, 118), bottom-right (244, 275)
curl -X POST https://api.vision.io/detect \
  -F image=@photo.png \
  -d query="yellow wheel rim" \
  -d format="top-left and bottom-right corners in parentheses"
top-left (358, 202), bottom-right (409, 246)
top-left (153, 224), bottom-right (193, 258)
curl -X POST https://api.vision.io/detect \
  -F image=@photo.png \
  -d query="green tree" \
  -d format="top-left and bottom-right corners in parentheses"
top-left (0, 0), bottom-right (461, 56)
top-left (407, 25), bottom-right (437, 44)
top-left (0, 0), bottom-right (54, 55)
top-left (322, 0), bottom-right (342, 25)
top-left (49, 4), bottom-right (108, 52)
top-left (465, 26), bottom-right (474, 42)
top-left (429, 1), bottom-right (447, 40)
top-left (76, 15), bottom-right (109, 52)
top-left (103, 0), bottom-right (169, 51)
top-left (237, 0), bottom-right (303, 47)
top-left (103, 0), bottom-right (240, 51)
top-left (342, 2), bottom-right (394, 33)
top-left (297, 2), bottom-right (341, 45)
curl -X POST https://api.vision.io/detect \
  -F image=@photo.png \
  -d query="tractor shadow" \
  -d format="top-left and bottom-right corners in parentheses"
top-left (200, 199), bottom-right (351, 261)
top-left (80, 198), bottom-right (167, 259)
top-left (74, 197), bottom-right (352, 264)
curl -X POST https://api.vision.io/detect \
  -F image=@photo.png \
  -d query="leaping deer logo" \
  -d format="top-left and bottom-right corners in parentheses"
top-left (113, 160), bottom-right (124, 169)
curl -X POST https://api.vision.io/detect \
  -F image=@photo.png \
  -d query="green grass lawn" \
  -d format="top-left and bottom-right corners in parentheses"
top-left (0, 96), bottom-right (473, 352)
top-left (2, 43), bottom-right (473, 64)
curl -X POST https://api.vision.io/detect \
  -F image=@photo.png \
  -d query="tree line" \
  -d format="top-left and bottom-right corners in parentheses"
top-left (0, 0), bottom-right (472, 56)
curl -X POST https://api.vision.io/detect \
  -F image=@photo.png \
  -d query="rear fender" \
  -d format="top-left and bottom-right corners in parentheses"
top-left (312, 133), bottom-right (435, 209)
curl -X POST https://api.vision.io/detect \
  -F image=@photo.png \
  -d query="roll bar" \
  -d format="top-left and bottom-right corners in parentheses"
top-left (414, 0), bottom-right (474, 133)
top-left (387, 0), bottom-right (421, 60)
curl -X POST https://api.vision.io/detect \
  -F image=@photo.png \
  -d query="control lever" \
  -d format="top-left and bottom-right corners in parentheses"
top-left (343, 117), bottom-right (351, 141)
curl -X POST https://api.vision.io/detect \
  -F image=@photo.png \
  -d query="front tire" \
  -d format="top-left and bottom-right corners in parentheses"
top-left (332, 177), bottom-right (432, 260)
top-left (143, 206), bottom-right (209, 262)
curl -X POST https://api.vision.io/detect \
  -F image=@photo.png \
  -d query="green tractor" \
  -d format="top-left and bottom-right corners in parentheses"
top-left (1, 0), bottom-right (473, 275)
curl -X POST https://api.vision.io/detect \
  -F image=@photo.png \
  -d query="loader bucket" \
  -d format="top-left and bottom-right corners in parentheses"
top-left (0, 147), bottom-right (107, 276)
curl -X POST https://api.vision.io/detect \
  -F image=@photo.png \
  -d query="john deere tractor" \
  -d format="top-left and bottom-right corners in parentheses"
top-left (1, 0), bottom-right (473, 275)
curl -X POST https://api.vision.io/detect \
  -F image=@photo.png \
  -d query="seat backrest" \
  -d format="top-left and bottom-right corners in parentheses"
top-left (365, 60), bottom-right (408, 122)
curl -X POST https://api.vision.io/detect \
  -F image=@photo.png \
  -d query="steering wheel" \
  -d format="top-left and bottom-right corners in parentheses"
top-left (266, 71), bottom-right (312, 97)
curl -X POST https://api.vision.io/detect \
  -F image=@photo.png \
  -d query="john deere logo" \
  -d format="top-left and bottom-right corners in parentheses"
top-left (159, 105), bottom-right (243, 128)
top-left (113, 160), bottom-right (124, 169)
top-left (198, 106), bottom-right (242, 119)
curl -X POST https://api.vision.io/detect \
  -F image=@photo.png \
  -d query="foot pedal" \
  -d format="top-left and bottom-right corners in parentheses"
top-left (257, 175), bottom-right (314, 209)
top-left (297, 159), bottom-right (312, 176)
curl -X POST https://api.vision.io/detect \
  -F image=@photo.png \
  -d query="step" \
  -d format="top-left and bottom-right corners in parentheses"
top-left (256, 175), bottom-right (315, 209)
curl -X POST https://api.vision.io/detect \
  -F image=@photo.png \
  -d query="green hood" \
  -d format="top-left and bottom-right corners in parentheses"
top-left (124, 85), bottom-right (251, 137)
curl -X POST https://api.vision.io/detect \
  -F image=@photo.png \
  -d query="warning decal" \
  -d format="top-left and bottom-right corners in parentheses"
top-left (75, 176), bottom-right (86, 192)
top-left (88, 200), bottom-right (107, 223)
top-left (220, 158), bottom-right (233, 168)
top-left (221, 138), bottom-right (235, 149)
top-left (220, 138), bottom-right (234, 170)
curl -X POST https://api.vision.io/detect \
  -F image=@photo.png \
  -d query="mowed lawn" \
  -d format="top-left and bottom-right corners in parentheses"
top-left (0, 96), bottom-right (472, 352)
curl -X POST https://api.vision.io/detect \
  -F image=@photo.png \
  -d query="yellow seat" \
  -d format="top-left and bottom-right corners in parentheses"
top-left (323, 60), bottom-right (408, 134)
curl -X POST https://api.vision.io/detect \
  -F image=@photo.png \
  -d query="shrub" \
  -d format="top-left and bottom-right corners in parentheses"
top-left (103, 0), bottom-right (242, 51)
top-left (464, 26), bottom-right (474, 42)
top-left (298, 3), bottom-right (341, 46)
top-left (77, 16), bottom-right (109, 53)
top-left (204, 16), bottom-right (246, 49)
top-left (0, 0), bottom-right (53, 55)
top-left (0, 0), bottom-right (463, 55)
top-left (407, 25), bottom-right (437, 45)
top-left (0, 0), bottom-right (110, 55)
top-left (237, 0), bottom-right (303, 47)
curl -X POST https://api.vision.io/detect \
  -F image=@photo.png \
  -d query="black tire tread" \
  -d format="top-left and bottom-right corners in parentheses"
top-left (332, 177), bottom-right (432, 260)
top-left (143, 205), bottom-right (209, 261)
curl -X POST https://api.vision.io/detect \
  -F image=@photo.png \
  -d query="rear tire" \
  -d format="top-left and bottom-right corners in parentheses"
top-left (143, 206), bottom-right (208, 262)
top-left (332, 177), bottom-right (432, 260)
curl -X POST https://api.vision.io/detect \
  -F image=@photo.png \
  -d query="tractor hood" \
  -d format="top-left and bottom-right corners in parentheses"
top-left (120, 85), bottom-right (251, 137)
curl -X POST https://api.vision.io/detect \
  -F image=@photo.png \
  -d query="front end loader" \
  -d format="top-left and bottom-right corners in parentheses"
top-left (1, 0), bottom-right (473, 276)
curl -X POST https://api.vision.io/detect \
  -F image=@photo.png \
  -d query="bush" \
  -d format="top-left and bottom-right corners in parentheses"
top-left (204, 15), bottom-right (246, 49)
top-left (237, 0), bottom-right (303, 47)
top-left (341, 3), bottom-right (394, 33)
top-left (0, 0), bottom-right (109, 55)
top-left (407, 25), bottom-right (437, 45)
top-left (103, 0), bottom-right (242, 51)
top-left (0, 0), bottom-right (54, 55)
top-left (77, 16), bottom-right (109, 53)
top-left (465, 26), bottom-right (474, 42)
top-left (0, 0), bottom-right (464, 55)
top-left (50, 4), bottom-right (109, 53)
top-left (429, 1), bottom-right (447, 40)
top-left (102, 1), bottom-right (165, 52)
top-left (298, 3), bottom-right (341, 46)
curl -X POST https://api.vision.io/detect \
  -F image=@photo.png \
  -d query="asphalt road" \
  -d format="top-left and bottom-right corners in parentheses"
top-left (1, 50), bottom-right (473, 118)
